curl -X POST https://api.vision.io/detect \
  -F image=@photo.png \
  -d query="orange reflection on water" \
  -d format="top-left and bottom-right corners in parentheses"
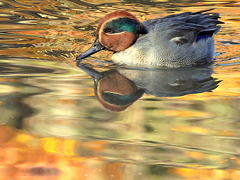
top-left (0, 125), bottom-right (122, 180)
top-left (171, 167), bottom-right (240, 180)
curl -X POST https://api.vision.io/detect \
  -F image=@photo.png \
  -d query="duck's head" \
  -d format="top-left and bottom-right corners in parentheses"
top-left (76, 11), bottom-right (146, 60)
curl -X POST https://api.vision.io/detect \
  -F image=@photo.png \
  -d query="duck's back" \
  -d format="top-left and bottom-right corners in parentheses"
top-left (112, 11), bottom-right (223, 67)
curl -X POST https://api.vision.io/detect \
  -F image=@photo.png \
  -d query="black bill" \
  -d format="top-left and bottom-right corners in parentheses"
top-left (76, 39), bottom-right (105, 60)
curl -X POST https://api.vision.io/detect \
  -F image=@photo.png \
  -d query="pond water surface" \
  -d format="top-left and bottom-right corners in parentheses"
top-left (0, 0), bottom-right (240, 179)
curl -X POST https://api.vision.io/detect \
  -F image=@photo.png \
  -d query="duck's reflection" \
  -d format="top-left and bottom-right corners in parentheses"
top-left (77, 62), bottom-right (221, 112)
top-left (117, 66), bottom-right (221, 97)
top-left (77, 63), bottom-right (144, 111)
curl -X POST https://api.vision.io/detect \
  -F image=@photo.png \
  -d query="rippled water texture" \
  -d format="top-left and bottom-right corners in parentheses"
top-left (0, 0), bottom-right (240, 179)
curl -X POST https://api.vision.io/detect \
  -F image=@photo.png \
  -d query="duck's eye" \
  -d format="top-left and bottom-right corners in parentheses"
top-left (105, 28), bottom-right (113, 34)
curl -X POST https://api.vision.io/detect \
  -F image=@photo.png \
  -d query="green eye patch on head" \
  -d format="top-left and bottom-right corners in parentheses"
top-left (103, 17), bottom-right (141, 34)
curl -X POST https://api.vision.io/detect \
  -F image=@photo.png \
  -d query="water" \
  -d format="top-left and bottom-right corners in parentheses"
top-left (0, 0), bottom-right (240, 179)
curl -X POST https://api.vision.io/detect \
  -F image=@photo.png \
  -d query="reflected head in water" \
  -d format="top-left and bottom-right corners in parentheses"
top-left (76, 9), bottom-right (223, 68)
top-left (77, 62), bottom-right (144, 112)
top-left (95, 70), bottom-right (145, 112)
top-left (76, 62), bottom-right (221, 112)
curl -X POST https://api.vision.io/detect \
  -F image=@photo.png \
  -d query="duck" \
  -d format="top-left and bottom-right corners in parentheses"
top-left (76, 9), bottom-right (223, 67)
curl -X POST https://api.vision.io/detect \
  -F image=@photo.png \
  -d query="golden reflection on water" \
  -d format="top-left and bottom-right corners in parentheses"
top-left (0, 0), bottom-right (240, 179)
top-left (0, 125), bottom-right (140, 180)
top-left (1, 124), bottom-right (240, 180)
top-left (0, 126), bottom-right (121, 180)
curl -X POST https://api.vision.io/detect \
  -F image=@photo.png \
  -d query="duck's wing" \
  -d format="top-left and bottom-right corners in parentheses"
top-left (143, 9), bottom-right (224, 44)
